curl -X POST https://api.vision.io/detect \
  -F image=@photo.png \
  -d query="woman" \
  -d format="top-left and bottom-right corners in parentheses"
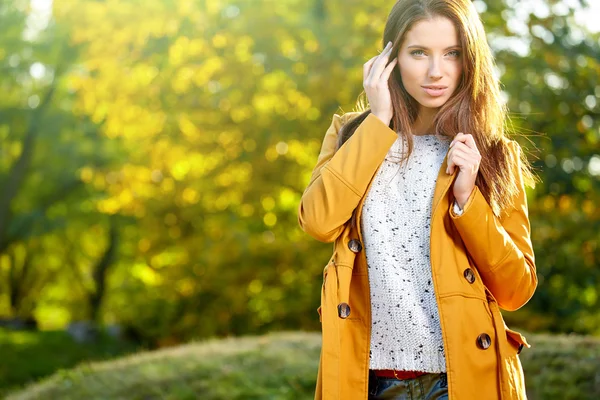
top-left (297, 0), bottom-right (538, 399)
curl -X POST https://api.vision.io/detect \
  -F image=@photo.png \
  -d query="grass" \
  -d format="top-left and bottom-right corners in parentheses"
top-left (519, 329), bottom-right (600, 400)
top-left (2, 328), bottom-right (600, 399)
top-left (0, 328), bottom-right (140, 397)
top-left (4, 330), bottom-right (321, 400)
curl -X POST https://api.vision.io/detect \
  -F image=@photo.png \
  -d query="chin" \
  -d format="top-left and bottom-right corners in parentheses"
top-left (418, 96), bottom-right (449, 109)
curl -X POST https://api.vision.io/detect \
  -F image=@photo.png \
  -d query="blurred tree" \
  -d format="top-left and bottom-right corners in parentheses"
top-left (0, 0), bottom-right (123, 325)
top-left (477, 0), bottom-right (600, 333)
top-left (0, 0), bottom-right (597, 342)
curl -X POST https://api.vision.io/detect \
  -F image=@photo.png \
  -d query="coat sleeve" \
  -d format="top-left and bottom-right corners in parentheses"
top-left (298, 112), bottom-right (399, 242)
top-left (449, 140), bottom-right (537, 311)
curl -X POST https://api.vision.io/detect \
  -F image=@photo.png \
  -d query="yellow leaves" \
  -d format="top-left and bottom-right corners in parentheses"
top-left (248, 279), bottom-right (263, 295)
top-left (292, 62), bottom-right (308, 75)
top-left (262, 197), bottom-right (277, 226)
top-left (278, 188), bottom-right (299, 211)
top-left (171, 160), bottom-right (191, 181)
top-left (261, 196), bottom-right (275, 211)
top-left (176, 278), bottom-right (196, 297)
top-left (265, 146), bottom-right (278, 162)
top-left (230, 106), bottom-right (253, 123)
top-left (176, 0), bottom-right (194, 17)
top-left (138, 238), bottom-right (151, 253)
top-left (582, 200), bottom-right (595, 216)
top-left (261, 70), bottom-right (292, 92)
top-left (181, 188), bottom-right (199, 205)
top-left (354, 11), bottom-right (370, 28)
top-left (132, 262), bottom-right (162, 286)
top-left (0, 254), bottom-right (9, 272)
top-left (285, 138), bottom-right (320, 167)
top-left (243, 139), bottom-right (256, 152)
top-left (131, 64), bottom-right (159, 86)
top-left (169, 36), bottom-right (205, 67)
top-left (252, 93), bottom-right (280, 115)
top-left (178, 113), bottom-right (201, 140)
top-left (172, 66), bottom-right (194, 94)
top-left (212, 33), bottom-right (227, 49)
top-left (558, 195), bottom-right (572, 212)
top-left (235, 36), bottom-right (254, 63)
top-left (307, 107), bottom-right (321, 120)
top-left (9, 141), bottom-right (22, 159)
top-left (280, 37), bottom-right (299, 60)
top-left (253, 72), bottom-right (314, 118)
top-left (79, 167), bottom-right (94, 183)
top-left (161, 177), bottom-right (175, 193)
top-left (98, 197), bottom-right (121, 215)
top-left (206, 0), bottom-right (225, 16)
top-left (304, 40), bottom-right (319, 53)
top-left (189, 57), bottom-right (223, 89)
top-left (541, 195), bottom-right (555, 212)
top-left (240, 204), bottom-right (254, 217)
top-left (214, 162), bottom-right (252, 188)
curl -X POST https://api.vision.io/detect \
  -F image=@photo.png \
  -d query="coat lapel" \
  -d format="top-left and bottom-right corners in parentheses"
top-left (431, 154), bottom-right (458, 218)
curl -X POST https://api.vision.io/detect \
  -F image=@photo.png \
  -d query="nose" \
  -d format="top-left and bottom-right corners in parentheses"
top-left (428, 58), bottom-right (442, 80)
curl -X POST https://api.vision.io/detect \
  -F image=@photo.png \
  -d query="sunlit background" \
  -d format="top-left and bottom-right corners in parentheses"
top-left (1, 0), bottom-right (599, 398)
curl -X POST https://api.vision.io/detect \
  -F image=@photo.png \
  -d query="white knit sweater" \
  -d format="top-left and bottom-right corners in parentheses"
top-left (361, 132), bottom-right (451, 373)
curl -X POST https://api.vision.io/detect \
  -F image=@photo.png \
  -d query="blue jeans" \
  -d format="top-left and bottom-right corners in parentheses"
top-left (368, 370), bottom-right (449, 399)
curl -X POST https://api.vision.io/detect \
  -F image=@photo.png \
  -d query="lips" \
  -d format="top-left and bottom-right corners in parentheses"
top-left (422, 85), bottom-right (448, 97)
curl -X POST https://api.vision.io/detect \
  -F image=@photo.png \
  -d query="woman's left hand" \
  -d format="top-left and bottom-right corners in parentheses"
top-left (446, 132), bottom-right (481, 209)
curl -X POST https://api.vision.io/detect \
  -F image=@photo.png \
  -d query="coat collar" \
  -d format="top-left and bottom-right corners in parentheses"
top-left (355, 153), bottom-right (458, 228)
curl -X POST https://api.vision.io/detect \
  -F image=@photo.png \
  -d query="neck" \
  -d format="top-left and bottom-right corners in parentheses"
top-left (412, 107), bottom-right (439, 136)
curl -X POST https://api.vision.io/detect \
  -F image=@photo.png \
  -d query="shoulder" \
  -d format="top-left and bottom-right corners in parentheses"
top-left (332, 111), bottom-right (364, 126)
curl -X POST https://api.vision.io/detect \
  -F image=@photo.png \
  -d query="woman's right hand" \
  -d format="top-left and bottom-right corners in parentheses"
top-left (363, 41), bottom-right (397, 126)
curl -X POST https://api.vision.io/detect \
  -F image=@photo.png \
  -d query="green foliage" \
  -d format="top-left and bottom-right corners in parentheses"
top-left (4, 330), bottom-right (600, 400)
top-left (0, 0), bottom-right (599, 347)
top-left (0, 328), bottom-right (140, 397)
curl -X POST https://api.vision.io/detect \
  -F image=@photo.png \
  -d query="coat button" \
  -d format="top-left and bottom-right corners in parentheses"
top-left (463, 268), bottom-right (476, 284)
top-left (476, 333), bottom-right (492, 350)
top-left (348, 239), bottom-right (362, 253)
top-left (338, 303), bottom-right (351, 319)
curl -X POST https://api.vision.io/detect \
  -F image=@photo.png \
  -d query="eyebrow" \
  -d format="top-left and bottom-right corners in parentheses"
top-left (407, 45), bottom-right (461, 50)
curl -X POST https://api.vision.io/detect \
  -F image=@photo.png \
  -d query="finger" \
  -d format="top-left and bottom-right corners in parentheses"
top-left (450, 132), bottom-right (466, 147)
top-left (367, 44), bottom-right (394, 82)
top-left (452, 143), bottom-right (482, 164)
top-left (446, 157), bottom-right (455, 174)
top-left (363, 56), bottom-right (378, 79)
top-left (451, 153), bottom-right (480, 174)
top-left (382, 57), bottom-right (398, 80)
top-left (464, 134), bottom-right (479, 152)
top-left (451, 133), bottom-right (478, 152)
top-left (450, 146), bottom-right (481, 167)
top-left (363, 44), bottom-right (391, 81)
top-left (449, 141), bottom-right (471, 154)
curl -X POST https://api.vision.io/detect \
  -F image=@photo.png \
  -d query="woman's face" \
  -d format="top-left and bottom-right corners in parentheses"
top-left (396, 16), bottom-right (463, 112)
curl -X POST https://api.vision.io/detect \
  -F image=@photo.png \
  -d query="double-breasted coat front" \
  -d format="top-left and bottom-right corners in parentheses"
top-left (297, 112), bottom-right (537, 399)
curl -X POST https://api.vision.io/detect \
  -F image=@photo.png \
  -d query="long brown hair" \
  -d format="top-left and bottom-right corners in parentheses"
top-left (337, 0), bottom-right (536, 217)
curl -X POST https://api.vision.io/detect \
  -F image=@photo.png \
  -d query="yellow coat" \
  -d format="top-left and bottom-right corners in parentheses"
top-left (298, 112), bottom-right (537, 399)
